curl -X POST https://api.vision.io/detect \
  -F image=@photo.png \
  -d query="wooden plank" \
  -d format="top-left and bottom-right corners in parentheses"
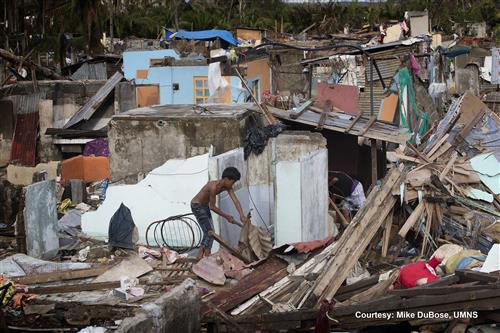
top-left (344, 113), bottom-right (363, 133)
top-left (12, 266), bottom-right (110, 285)
top-left (428, 142), bottom-right (452, 162)
top-left (209, 230), bottom-right (251, 264)
top-left (310, 168), bottom-right (403, 304)
top-left (450, 108), bottom-right (486, 146)
top-left (398, 200), bottom-right (426, 238)
top-left (235, 68), bottom-right (277, 125)
top-left (316, 108), bottom-right (329, 130)
top-left (205, 257), bottom-right (288, 313)
top-left (289, 99), bottom-right (313, 119)
top-left (335, 276), bottom-right (380, 297)
top-left (421, 202), bottom-right (433, 256)
top-left (425, 134), bottom-right (450, 159)
top-left (333, 288), bottom-right (500, 316)
top-left (439, 151), bottom-right (458, 181)
top-left (359, 116), bottom-right (377, 136)
top-left (254, 105), bottom-right (410, 144)
top-left (329, 198), bottom-right (349, 227)
top-left (21, 281), bottom-right (120, 294)
top-left (455, 270), bottom-right (500, 284)
top-left (381, 210), bottom-right (393, 257)
top-left (407, 142), bottom-right (432, 164)
top-left (371, 139), bottom-right (378, 185)
top-left (389, 282), bottom-right (500, 297)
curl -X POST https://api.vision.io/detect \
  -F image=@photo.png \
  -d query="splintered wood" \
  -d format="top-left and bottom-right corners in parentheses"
top-left (229, 167), bottom-right (404, 315)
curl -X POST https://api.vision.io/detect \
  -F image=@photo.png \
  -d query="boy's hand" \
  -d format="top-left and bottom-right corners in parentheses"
top-left (227, 215), bottom-right (236, 224)
top-left (240, 215), bottom-right (249, 224)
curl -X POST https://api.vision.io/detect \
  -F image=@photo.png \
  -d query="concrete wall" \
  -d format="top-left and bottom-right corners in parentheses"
top-left (247, 58), bottom-right (272, 99)
top-left (123, 49), bottom-right (180, 80)
top-left (0, 80), bottom-right (113, 164)
top-left (123, 50), bottom-right (248, 105)
top-left (209, 131), bottom-right (328, 248)
top-left (274, 132), bottom-right (328, 246)
top-left (116, 278), bottom-right (200, 333)
top-left (108, 108), bottom-right (252, 183)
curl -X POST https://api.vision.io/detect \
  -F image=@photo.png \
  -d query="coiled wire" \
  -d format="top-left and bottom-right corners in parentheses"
top-left (145, 213), bottom-right (202, 254)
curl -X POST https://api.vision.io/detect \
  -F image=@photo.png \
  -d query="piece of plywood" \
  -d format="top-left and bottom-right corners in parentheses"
top-left (378, 93), bottom-right (398, 123)
top-left (93, 255), bottom-right (152, 283)
top-left (136, 85), bottom-right (160, 107)
top-left (316, 83), bottom-right (359, 115)
top-left (457, 91), bottom-right (489, 127)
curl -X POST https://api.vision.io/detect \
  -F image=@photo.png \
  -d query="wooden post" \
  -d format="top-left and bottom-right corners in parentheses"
top-left (209, 230), bottom-right (251, 264)
top-left (371, 138), bottom-right (377, 185)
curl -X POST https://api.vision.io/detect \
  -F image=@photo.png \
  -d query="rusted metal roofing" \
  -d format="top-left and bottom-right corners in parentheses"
top-left (71, 62), bottom-right (107, 80)
top-left (3, 92), bottom-right (47, 115)
top-left (253, 105), bottom-right (410, 144)
top-left (64, 71), bottom-right (123, 129)
top-left (10, 111), bottom-right (39, 166)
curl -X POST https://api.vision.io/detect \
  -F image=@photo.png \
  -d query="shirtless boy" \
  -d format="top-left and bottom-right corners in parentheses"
top-left (191, 167), bottom-right (248, 259)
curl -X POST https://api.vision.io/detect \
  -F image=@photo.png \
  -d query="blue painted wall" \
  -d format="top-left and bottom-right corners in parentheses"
top-left (123, 49), bottom-right (180, 80)
top-left (123, 49), bottom-right (246, 104)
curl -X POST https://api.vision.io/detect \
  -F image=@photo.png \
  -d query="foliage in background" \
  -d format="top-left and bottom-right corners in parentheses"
top-left (13, 0), bottom-right (500, 59)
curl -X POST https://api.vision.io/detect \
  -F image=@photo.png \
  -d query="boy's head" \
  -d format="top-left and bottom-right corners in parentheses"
top-left (221, 167), bottom-right (241, 187)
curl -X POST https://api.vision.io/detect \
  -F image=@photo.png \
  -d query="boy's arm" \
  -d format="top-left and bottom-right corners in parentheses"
top-left (228, 188), bottom-right (247, 224)
top-left (208, 187), bottom-right (233, 222)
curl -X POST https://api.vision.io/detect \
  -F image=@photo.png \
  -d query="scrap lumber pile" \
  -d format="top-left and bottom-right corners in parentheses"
top-left (201, 91), bottom-right (499, 332)
top-left (391, 91), bottom-right (499, 257)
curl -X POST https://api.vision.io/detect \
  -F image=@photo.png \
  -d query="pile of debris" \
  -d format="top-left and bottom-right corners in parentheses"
top-left (197, 91), bottom-right (499, 332)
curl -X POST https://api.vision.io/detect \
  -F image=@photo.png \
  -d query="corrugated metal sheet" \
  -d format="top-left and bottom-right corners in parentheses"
top-left (4, 92), bottom-right (47, 115)
top-left (365, 46), bottom-right (411, 80)
top-left (64, 71), bottom-right (123, 129)
top-left (10, 111), bottom-right (39, 166)
top-left (359, 81), bottom-right (385, 117)
top-left (71, 62), bottom-right (107, 80)
top-left (0, 100), bottom-right (14, 138)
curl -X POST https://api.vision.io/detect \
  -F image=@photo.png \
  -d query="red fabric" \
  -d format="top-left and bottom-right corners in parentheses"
top-left (396, 256), bottom-right (442, 289)
top-left (315, 299), bottom-right (335, 333)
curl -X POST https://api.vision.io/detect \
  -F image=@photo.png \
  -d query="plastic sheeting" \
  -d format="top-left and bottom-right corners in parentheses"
top-left (108, 203), bottom-right (136, 249)
top-left (171, 30), bottom-right (238, 46)
top-left (82, 153), bottom-right (209, 243)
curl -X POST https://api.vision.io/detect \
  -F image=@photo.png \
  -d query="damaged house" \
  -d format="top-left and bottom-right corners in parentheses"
top-left (0, 6), bottom-right (498, 333)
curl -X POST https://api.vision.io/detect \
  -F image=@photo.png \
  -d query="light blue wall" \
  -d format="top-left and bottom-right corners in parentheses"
top-left (150, 66), bottom-right (209, 104)
top-left (123, 49), bottom-right (246, 105)
top-left (123, 49), bottom-right (180, 80)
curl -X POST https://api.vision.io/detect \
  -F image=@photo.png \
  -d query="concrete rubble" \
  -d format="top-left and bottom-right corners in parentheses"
top-left (0, 3), bottom-right (498, 333)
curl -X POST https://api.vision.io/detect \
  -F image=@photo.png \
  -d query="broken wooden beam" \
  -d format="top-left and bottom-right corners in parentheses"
top-left (13, 266), bottom-right (110, 285)
top-left (398, 200), bottom-right (426, 238)
top-left (359, 116), bottom-right (377, 136)
top-left (344, 113), bottom-right (363, 133)
top-left (20, 281), bottom-right (120, 294)
top-left (0, 48), bottom-right (66, 80)
top-left (290, 99), bottom-right (313, 119)
top-left (209, 230), bottom-right (251, 264)
top-left (309, 167), bottom-right (404, 305)
top-left (329, 197), bottom-right (349, 227)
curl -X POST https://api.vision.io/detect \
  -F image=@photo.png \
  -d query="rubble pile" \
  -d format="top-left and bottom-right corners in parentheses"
top-left (0, 4), bottom-right (498, 333)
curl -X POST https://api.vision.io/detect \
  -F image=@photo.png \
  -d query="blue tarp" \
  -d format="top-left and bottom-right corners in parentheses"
top-left (170, 29), bottom-right (238, 46)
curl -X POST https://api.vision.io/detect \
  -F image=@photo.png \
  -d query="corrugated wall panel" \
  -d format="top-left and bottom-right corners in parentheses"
top-left (10, 111), bottom-right (39, 166)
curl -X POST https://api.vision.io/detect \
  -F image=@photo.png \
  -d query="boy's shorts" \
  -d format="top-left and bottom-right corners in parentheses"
top-left (191, 202), bottom-right (214, 249)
